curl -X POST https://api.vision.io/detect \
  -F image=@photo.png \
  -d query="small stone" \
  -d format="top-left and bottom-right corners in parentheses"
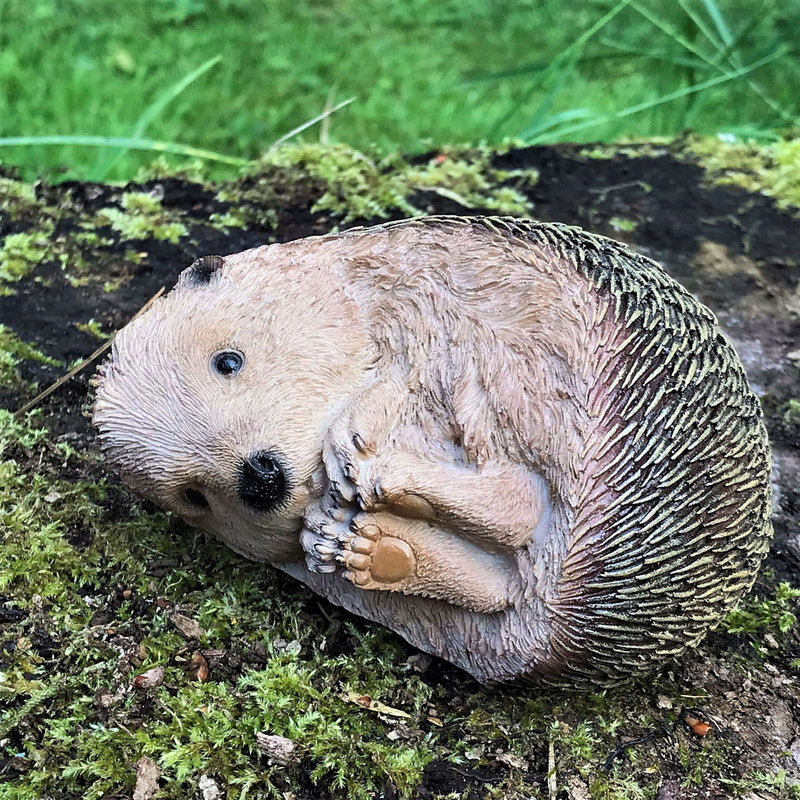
top-left (198, 775), bottom-right (221, 800)
top-left (565, 775), bottom-right (591, 800)
top-left (94, 687), bottom-right (124, 708)
top-left (464, 745), bottom-right (484, 761)
top-left (405, 653), bottom-right (433, 673)
top-left (657, 694), bottom-right (673, 710)
top-left (133, 756), bottom-right (160, 800)
top-left (786, 533), bottom-right (800, 563)
top-left (133, 665), bottom-right (165, 690)
top-left (496, 751), bottom-right (527, 770)
top-left (256, 733), bottom-right (296, 765)
top-left (170, 612), bottom-right (204, 639)
top-left (790, 737), bottom-right (800, 768)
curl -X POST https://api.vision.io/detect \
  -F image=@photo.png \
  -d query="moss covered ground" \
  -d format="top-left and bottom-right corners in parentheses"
top-left (1, 139), bottom-right (800, 798)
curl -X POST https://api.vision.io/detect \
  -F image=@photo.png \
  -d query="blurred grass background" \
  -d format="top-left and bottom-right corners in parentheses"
top-left (0, 0), bottom-right (798, 182)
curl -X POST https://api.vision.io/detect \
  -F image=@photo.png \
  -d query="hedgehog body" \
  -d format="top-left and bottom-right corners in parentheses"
top-left (94, 217), bottom-right (772, 684)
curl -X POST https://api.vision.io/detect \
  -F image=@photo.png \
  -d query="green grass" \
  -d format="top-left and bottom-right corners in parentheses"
top-left (0, 0), bottom-right (797, 182)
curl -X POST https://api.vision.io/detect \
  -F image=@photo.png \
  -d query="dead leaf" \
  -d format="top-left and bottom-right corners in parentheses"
top-left (189, 651), bottom-right (210, 682)
top-left (341, 691), bottom-right (411, 719)
top-left (685, 715), bottom-right (713, 736)
top-left (133, 755), bottom-right (160, 800)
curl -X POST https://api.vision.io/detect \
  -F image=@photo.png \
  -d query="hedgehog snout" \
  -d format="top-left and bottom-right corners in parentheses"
top-left (238, 450), bottom-right (289, 513)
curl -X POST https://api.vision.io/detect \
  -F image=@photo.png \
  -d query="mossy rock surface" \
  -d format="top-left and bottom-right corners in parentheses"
top-left (1, 140), bottom-right (800, 799)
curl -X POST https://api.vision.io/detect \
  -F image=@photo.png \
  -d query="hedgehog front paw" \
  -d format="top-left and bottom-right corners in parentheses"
top-left (323, 415), bottom-right (376, 507)
top-left (324, 424), bottom-right (434, 518)
top-left (342, 517), bottom-right (417, 588)
top-left (301, 499), bottom-right (355, 574)
top-left (323, 385), bottom-right (410, 511)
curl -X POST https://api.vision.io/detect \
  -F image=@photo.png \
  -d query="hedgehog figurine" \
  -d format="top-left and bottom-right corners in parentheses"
top-left (93, 216), bottom-right (772, 685)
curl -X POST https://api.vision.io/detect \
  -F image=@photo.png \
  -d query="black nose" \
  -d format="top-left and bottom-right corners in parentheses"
top-left (238, 450), bottom-right (288, 512)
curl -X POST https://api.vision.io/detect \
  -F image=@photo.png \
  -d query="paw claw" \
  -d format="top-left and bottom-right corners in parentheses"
top-left (329, 505), bottom-right (353, 524)
top-left (305, 555), bottom-right (337, 574)
top-left (352, 432), bottom-right (367, 454)
top-left (332, 480), bottom-right (356, 504)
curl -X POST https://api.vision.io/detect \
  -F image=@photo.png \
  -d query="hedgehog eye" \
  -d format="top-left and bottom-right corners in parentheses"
top-left (211, 349), bottom-right (245, 377)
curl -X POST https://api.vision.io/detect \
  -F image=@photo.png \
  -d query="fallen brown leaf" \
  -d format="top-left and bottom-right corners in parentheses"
top-left (341, 691), bottom-right (411, 719)
top-left (189, 651), bottom-right (210, 682)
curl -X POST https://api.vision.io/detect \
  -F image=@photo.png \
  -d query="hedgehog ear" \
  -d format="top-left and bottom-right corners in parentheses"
top-left (179, 255), bottom-right (225, 288)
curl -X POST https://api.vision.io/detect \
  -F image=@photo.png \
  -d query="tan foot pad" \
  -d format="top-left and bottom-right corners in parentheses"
top-left (344, 525), bottom-right (417, 586)
top-left (370, 537), bottom-right (416, 583)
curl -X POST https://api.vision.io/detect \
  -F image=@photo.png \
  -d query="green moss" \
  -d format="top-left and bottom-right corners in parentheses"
top-left (0, 228), bottom-right (54, 295)
top-left (687, 135), bottom-right (800, 213)
top-left (722, 769), bottom-right (800, 799)
top-left (74, 319), bottom-right (112, 340)
top-left (71, 230), bottom-right (114, 248)
top-left (0, 176), bottom-right (36, 204)
top-left (248, 143), bottom-right (536, 223)
top-left (207, 211), bottom-right (246, 231)
top-left (402, 148), bottom-right (535, 216)
top-left (0, 325), bottom-right (60, 388)
top-left (97, 192), bottom-right (188, 244)
top-left (578, 141), bottom-right (672, 160)
top-left (782, 399), bottom-right (800, 423)
top-left (258, 143), bottom-right (419, 222)
top-left (135, 156), bottom-right (208, 185)
top-left (722, 582), bottom-right (800, 637)
top-left (608, 216), bottom-right (638, 233)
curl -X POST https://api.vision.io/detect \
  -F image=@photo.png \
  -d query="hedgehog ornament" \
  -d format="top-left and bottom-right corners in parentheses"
top-left (93, 216), bottom-right (772, 685)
